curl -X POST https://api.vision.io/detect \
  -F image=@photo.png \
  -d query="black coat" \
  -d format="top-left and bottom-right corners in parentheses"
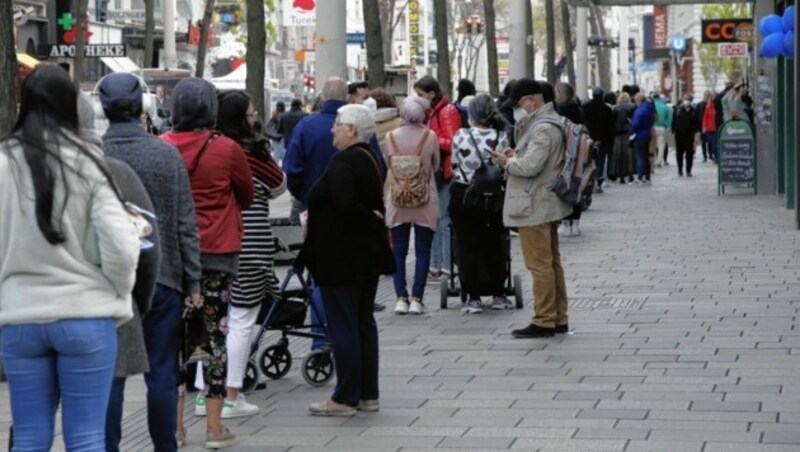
top-left (556, 97), bottom-right (585, 125)
top-left (296, 143), bottom-right (395, 286)
top-left (672, 105), bottom-right (699, 137)
top-left (278, 108), bottom-right (308, 148)
top-left (582, 98), bottom-right (615, 147)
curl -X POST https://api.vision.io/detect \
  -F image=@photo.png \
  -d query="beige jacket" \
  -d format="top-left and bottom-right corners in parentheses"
top-left (502, 102), bottom-right (572, 228)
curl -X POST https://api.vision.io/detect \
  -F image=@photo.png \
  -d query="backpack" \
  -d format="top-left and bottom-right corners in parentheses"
top-left (455, 104), bottom-right (470, 129)
top-left (533, 117), bottom-right (597, 211)
top-left (460, 129), bottom-right (505, 213)
top-left (387, 130), bottom-right (432, 208)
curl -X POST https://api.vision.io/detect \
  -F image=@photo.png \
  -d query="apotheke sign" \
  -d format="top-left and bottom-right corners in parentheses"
top-left (43, 44), bottom-right (127, 58)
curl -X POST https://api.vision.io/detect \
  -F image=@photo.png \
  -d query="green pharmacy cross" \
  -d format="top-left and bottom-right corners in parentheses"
top-left (58, 12), bottom-right (76, 31)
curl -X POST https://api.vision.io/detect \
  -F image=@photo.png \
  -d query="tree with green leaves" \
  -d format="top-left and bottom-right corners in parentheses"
top-left (698, 3), bottom-right (750, 89)
top-left (0, 0), bottom-right (16, 137)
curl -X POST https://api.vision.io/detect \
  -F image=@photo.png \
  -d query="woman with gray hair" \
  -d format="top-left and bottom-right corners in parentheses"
top-left (385, 96), bottom-right (440, 316)
top-left (450, 93), bottom-right (511, 314)
top-left (296, 104), bottom-right (395, 417)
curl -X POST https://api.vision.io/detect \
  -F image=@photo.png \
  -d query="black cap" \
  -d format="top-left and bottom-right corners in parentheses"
top-left (502, 77), bottom-right (543, 110)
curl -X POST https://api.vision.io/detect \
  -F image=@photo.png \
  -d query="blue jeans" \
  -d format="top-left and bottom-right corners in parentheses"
top-left (106, 284), bottom-right (182, 452)
top-left (1, 318), bottom-right (117, 451)
top-left (702, 131), bottom-right (717, 161)
top-left (320, 278), bottom-right (380, 407)
top-left (391, 224), bottom-right (435, 300)
top-left (429, 174), bottom-right (452, 272)
top-left (634, 138), bottom-right (650, 181)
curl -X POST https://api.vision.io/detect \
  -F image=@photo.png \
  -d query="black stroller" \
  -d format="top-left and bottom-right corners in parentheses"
top-left (439, 226), bottom-right (524, 309)
top-left (240, 266), bottom-right (334, 392)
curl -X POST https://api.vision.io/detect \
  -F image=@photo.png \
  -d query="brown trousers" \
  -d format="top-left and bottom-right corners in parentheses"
top-left (518, 223), bottom-right (569, 328)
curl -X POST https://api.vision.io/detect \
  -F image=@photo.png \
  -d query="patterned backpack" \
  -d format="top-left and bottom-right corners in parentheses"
top-left (387, 130), bottom-right (431, 208)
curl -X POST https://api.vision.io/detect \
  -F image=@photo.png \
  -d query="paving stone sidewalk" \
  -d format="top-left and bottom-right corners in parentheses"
top-left (2, 156), bottom-right (799, 451)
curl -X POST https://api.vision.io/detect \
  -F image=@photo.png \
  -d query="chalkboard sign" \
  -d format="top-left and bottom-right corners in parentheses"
top-left (718, 119), bottom-right (756, 195)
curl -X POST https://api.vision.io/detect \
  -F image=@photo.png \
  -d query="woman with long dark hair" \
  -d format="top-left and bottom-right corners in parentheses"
top-left (193, 90), bottom-right (286, 418)
top-left (413, 75), bottom-right (461, 287)
top-left (0, 64), bottom-right (141, 450)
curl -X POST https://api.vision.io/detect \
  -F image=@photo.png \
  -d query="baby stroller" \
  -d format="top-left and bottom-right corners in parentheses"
top-left (440, 226), bottom-right (524, 309)
top-left (240, 266), bottom-right (334, 393)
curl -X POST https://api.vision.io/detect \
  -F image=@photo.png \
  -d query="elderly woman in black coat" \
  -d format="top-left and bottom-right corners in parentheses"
top-left (296, 104), bottom-right (395, 416)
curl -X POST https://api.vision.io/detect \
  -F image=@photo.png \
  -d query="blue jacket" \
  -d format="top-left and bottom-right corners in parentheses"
top-left (630, 101), bottom-right (655, 142)
top-left (283, 100), bottom-right (385, 202)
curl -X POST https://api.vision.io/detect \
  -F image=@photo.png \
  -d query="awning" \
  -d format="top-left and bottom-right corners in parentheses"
top-left (100, 56), bottom-right (140, 73)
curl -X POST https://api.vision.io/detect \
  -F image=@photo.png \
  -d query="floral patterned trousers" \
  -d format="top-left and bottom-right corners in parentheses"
top-left (195, 270), bottom-right (233, 399)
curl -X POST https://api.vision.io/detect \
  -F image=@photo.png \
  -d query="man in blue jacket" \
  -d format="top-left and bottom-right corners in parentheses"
top-left (630, 93), bottom-right (656, 185)
top-left (283, 76), bottom-right (385, 224)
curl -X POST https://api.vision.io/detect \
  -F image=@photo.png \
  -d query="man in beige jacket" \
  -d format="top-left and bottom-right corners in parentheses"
top-left (492, 78), bottom-right (572, 338)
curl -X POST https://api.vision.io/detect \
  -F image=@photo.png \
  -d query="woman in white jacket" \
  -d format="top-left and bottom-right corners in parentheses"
top-left (0, 64), bottom-right (140, 450)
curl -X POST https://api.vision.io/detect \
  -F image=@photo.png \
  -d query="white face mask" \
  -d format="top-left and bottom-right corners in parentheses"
top-left (513, 107), bottom-right (528, 122)
top-left (683, 100), bottom-right (691, 108)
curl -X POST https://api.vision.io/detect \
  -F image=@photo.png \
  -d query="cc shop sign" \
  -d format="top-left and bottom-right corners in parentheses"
top-left (702, 19), bottom-right (754, 43)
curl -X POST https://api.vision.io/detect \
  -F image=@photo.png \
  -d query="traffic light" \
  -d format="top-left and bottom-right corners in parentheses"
top-left (304, 75), bottom-right (315, 90)
top-left (96, 0), bottom-right (108, 22)
top-left (588, 35), bottom-right (619, 48)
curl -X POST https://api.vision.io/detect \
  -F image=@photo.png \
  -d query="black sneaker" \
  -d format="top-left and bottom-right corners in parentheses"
top-left (555, 324), bottom-right (569, 334)
top-left (511, 324), bottom-right (555, 338)
top-left (373, 304), bottom-right (386, 312)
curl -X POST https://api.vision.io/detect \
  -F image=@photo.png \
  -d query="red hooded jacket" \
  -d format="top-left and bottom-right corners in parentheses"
top-left (161, 129), bottom-right (254, 255)
top-left (427, 97), bottom-right (462, 181)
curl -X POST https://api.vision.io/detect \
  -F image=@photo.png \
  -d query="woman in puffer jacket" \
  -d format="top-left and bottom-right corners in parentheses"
top-left (413, 76), bottom-right (462, 284)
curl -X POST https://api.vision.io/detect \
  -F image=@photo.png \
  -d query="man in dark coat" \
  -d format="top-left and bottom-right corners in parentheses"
top-left (582, 87), bottom-right (614, 191)
top-left (278, 98), bottom-right (308, 150)
top-left (672, 94), bottom-right (700, 177)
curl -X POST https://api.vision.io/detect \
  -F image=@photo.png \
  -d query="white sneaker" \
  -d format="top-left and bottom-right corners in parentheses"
top-left (557, 222), bottom-right (571, 237)
top-left (571, 222), bottom-right (581, 237)
top-left (222, 394), bottom-right (259, 419)
top-left (408, 298), bottom-right (425, 315)
top-left (195, 395), bottom-right (206, 417)
top-left (491, 297), bottom-right (514, 310)
top-left (394, 298), bottom-right (410, 315)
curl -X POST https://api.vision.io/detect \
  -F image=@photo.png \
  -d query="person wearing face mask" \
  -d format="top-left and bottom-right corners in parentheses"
top-left (671, 94), bottom-right (700, 177)
top-left (491, 78), bottom-right (572, 339)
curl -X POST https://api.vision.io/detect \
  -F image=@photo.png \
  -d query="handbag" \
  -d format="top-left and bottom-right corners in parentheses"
top-left (461, 129), bottom-right (505, 213)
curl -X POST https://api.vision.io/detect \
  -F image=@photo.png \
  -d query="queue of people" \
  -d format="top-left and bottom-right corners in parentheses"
top-left (2, 63), bottom-right (733, 449)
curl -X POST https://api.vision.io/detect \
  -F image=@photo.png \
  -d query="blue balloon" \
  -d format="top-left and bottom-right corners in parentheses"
top-left (784, 6), bottom-right (796, 32)
top-left (761, 31), bottom-right (785, 58)
top-left (760, 14), bottom-right (785, 37)
top-left (784, 31), bottom-right (795, 59)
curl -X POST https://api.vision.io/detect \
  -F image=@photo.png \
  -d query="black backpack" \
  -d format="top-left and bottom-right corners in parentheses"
top-left (455, 103), bottom-right (470, 129)
top-left (460, 129), bottom-right (505, 214)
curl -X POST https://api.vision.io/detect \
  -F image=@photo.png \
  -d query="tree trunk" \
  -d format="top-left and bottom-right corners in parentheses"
top-left (525, 0), bottom-right (534, 77)
top-left (363, 0), bottom-right (385, 87)
top-left (145, 0), bottom-right (155, 67)
top-left (0, 0), bottom-right (17, 137)
top-left (483, 0), bottom-right (499, 97)
top-left (195, 0), bottom-right (216, 78)
top-left (434, 0), bottom-right (450, 97)
top-left (561, 0), bottom-right (575, 88)
top-left (545, 0), bottom-right (556, 84)
top-left (73, 0), bottom-right (89, 84)
top-left (245, 0), bottom-right (265, 118)
top-left (590, 5), bottom-right (611, 90)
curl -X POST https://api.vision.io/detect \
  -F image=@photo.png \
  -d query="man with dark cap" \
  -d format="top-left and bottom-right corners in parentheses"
top-left (99, 72), bottom-right (202, 452)
top-left (491, 78), bottom-right (572, 339)
top-left (582, 87), bottom-right (614, 191)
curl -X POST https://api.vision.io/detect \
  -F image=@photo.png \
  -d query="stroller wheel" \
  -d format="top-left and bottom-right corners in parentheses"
top-left (301, 349), bottom-right (335, 387)
top-left (513, 274), bottom-right (524, 309)
top-left (259, 344), bottom-right (292, 380)
top-left (241, 359), bottom-right (261, 394)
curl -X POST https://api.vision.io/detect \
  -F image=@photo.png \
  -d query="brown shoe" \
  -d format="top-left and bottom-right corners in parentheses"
top-left (205, 425), bottom-right (237, 449)
top-left (357, 399), bottom-right (380, 412)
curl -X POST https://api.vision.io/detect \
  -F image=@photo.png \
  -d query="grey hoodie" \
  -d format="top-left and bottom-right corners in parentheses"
top-left (171, 77), bottom-right (218, 132)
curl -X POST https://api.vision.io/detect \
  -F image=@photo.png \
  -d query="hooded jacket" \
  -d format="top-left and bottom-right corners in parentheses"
top-left (556, 97), bottom-right (585, 125)
top-left (427, 97), bottom-right (461, 181)
top-left (160, 78), bottom-right (254, 261)
top-left (631, 101), bottom-right (656, 142)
